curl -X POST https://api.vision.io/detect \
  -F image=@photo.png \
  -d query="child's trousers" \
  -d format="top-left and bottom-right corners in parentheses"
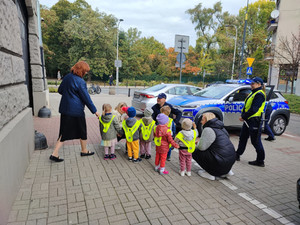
top-left (179, 150), bottom-right (192, 172)
top-left (155, 152), bottom-right (168, 168)
top-left (127, 140), bottom-right (139, 159)
top-left (140, 141), bottom-right (151, 155)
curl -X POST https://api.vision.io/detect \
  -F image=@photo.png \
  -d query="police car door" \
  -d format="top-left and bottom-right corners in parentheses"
top-left (224, 87), bottom-right (252, 127)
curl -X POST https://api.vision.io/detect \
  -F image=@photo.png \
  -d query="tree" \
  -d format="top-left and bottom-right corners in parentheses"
top-left (275, 31), bottom-right (300, 94)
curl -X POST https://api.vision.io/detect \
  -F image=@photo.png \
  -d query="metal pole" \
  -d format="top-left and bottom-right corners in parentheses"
top-left (116, 19), bottom-right (123, 87)
top-left (232, 25), bottom-right (237, 80)
top-left (239, 0), bottom-right (249, 79)
top-left (179, 39), bottom-right (183, 83)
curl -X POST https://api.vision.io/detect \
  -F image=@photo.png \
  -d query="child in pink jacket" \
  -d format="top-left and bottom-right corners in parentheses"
top-left (154, 113), bottom-right (179, 175)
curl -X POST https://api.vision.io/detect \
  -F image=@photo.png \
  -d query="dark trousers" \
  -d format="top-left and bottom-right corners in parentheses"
top-left (236, 118), bottom-right (265, 163)
top-left (264, 114), bottom-right (275, 139)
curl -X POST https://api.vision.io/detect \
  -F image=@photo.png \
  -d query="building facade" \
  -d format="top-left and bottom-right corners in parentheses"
top-left (0, 0), bottom-right (48, 223)
top-left (266, 0), bottom-right (300, 95)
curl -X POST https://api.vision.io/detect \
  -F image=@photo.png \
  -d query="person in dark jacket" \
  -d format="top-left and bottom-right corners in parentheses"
top-left (236, 77), bottom-right (266, 167)
top-left (50, 61), bottom-right (100, 162)
top-left (193, 112), bottom-right (235, 181)
top-left (264, 102), bottom-right (275, 141)
top-left (151, 93), bottom-right (182, 126)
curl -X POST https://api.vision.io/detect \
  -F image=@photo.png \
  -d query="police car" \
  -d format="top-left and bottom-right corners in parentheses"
top-left (168, 80), bottom-right (290, 136)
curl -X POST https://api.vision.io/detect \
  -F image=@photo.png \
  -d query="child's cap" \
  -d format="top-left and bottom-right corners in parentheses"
top-left (127, 107), bottom-right (136, 118)
top-left (144, 107), bottom-right (153, 117)
top-left (156, 113), bottom-right (169, 125)
top-left (182, 118), bottom-right (193, 130)
top-left (121, 106), bottom-right (129, 113)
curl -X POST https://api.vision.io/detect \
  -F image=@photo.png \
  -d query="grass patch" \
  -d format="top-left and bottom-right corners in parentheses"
top-left (282, 94), bottom-right (300, 114)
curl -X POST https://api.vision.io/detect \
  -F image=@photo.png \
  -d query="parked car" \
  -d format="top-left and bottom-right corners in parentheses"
top-left (132, 83), bottom-right (202, 113)
top-left (168, 82), bottom-right (290, 136)
top-left (205, 81), bottom-right (225, 88)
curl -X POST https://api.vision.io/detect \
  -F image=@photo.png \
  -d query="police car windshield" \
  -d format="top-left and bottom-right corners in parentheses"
top-left (194, 85), bottom-right (234, 99)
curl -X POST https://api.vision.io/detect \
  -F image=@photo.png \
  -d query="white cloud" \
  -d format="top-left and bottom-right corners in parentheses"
top-left (39, 0), bottom-right (257, 48)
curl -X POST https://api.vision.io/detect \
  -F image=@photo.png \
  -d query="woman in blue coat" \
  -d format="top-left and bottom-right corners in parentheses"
top-left (49, 61), bottom-right (100, 162)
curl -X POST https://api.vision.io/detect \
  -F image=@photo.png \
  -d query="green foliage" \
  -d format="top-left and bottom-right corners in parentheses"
top-left (282, 94), bottom-right (300, 114)
top-left (48, 87), bottom-right (58, 93)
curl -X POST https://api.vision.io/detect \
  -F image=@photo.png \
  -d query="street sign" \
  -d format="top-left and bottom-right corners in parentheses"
top-left (247, 58), bottom-right (255, 67)
top-left (175, 35), bottom-right (189, 53)
top-left (114, 60), bottom-right (122, 68)
top-left (176, 53), bottom-right (186, 63)
top-left (246, 67), bottom-right (253, 75)
top-left (175, 63), bottom-right (185, 68)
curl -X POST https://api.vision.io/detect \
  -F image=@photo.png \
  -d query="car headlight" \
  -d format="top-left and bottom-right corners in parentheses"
top-left (183, 111), bottom-right (193, 117)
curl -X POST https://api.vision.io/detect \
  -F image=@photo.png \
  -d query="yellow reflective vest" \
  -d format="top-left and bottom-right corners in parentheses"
top-left (243, 90), bottom-right (266, 119)
top-left (154, 126), bottom-right (172, 147)
top-left (175, 130), bottom-right (197, 153)
top-left (141, 120), bottom-right (155, 141)
top-left (122, 120), bottom-right (140, 142)
top-left (99, 115), bottom-right (116, 133)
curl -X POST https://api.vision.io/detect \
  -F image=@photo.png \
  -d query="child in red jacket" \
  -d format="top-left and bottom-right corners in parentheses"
top-left (154, 113), bottom-right (179, 175)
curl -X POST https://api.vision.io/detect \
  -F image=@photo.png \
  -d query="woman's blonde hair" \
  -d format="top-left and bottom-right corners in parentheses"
top-left (102, 104), bottom-right (112, 116)
top-left (115, 102), bottom-right (127, 113)
top-left (203, 112), bottom-right (216, 122)
top-left (160, 105), bottom-right (171, 116)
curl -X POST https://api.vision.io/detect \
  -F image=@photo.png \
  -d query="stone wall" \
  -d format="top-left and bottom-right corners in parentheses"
top-left (0, 0), bottom-right (44, 223)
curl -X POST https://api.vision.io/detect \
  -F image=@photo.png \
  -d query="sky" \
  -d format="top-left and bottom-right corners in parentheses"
top-left (39, 0), bottom-right (257, 48)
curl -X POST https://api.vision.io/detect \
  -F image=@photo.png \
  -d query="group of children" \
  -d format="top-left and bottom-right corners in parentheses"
top-left (98, 103), bottom-right (198, 176)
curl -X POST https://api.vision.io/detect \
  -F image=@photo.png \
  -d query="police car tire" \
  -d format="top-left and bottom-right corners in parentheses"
top-left (269, 114), bottom-right (286, 136)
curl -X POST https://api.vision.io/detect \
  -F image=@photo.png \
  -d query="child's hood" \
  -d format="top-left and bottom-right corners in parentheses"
top-left (142, 117), bottom-right (153, 126)
top-left (101, 114), bottom-right (114, 123)
top-left (125, 117), bottom-right (138, 128)
top-left (180, 130), bottom-right (195, 141)
top-left (154, 124), bottom-right (168, 137)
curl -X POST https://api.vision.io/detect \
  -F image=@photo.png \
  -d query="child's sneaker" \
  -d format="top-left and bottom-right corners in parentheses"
top-left (180, 171), bottom-right (185, 176)
top-left (160, 170), bottom-right (169, 175)
top-left (154, 167), bottom-right (160, 172)
top-left (140, 154), bottom-right (145, 158)
top-left (133, 158), bottom-right (142, 163)
top-left (104, 154), bottom-right (110, 160)
top-left (110, 154), bottom-right (116, 160)
top-left (186, 171), bottom-right (192, 177)
top-left (128, 157), bottom-right (132, 161)
top-left (145, 155), bottom-right (151, 159)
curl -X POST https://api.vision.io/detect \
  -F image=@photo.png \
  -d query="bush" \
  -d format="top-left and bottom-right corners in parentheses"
top-left (49, 87), bottom-right (58, 93)
top-left (48, 80), bottom-right (61, 85)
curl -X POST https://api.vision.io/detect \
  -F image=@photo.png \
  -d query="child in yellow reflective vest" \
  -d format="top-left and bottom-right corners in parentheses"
top-left (160, 106), bottom-right (176, 161)
top-left (122, 107), bottom-right (142, 163)
top-left (99, 104), bottom-right (122, 160)
top-left (154, 113), bottom-right (179, 175)
top-left (174, 118), bottom-right (198, 177)
top-left (139, 108), bottom-right (155, 159)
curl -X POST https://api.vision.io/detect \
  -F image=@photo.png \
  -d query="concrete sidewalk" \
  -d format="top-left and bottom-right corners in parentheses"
top-left (7, 93), bottom-right (300, 225)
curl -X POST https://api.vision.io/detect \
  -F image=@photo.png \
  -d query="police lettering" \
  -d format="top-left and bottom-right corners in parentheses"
top-left (225, 104), bottom-right (243, 112)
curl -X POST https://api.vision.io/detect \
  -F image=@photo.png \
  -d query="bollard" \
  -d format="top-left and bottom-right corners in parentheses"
top-left (128, 88), bottom-right (130, 97)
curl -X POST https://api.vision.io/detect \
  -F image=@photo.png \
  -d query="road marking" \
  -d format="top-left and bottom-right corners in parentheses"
top-left (283, 133), bottom-right (297, 138)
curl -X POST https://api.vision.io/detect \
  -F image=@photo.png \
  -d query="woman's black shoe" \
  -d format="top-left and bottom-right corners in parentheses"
top-left (49, 155), bottom-right (64, 162)
top-left (80, 151), bottom-right (94, 156)
top-left (264, 137), bottom-right (276, 141)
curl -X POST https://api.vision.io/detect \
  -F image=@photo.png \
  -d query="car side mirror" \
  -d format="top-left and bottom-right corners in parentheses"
top-left (228, 96), bottom-right (234, 102)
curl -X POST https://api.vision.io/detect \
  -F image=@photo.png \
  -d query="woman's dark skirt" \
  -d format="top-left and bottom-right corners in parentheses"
top-left (59, 114), bottom-right (87, 142)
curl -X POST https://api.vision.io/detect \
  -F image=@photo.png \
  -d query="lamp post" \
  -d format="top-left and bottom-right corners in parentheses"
top-left (225, 24), bottom-right (238, 81)
top-left (239, 0), bottom-right (249, 79)
top-left (116, 19), bottom-right (123, 87)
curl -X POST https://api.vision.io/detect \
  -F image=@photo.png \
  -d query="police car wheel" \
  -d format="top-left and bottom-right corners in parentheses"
top-left (270, 115), bottom-right (286, 136)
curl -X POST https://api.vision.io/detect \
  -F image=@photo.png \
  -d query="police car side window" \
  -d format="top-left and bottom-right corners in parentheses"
top-left (270, 92), bottom-right (278, 99)
top-left (166, 88), bottom-right (176, 95)
top-left (233, 89), bottom-right (251, 101)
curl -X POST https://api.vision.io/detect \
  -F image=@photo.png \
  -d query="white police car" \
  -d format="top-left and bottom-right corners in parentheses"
top-left (168, 80), bottom-right (290, 136)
